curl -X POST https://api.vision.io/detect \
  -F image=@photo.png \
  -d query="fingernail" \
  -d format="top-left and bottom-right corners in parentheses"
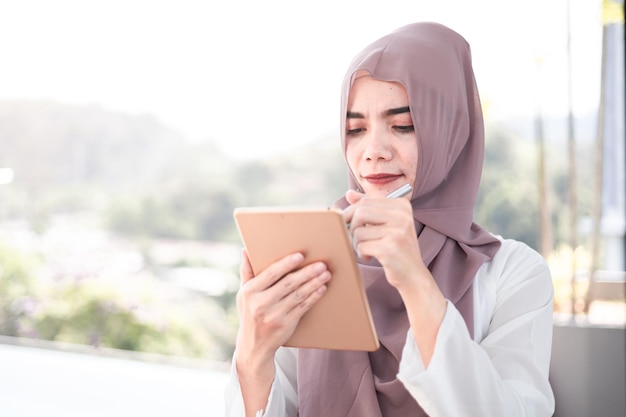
top-left (312, 262), bottom-right (326, 273)
top-left (319, 271), bottom-right (331, 282)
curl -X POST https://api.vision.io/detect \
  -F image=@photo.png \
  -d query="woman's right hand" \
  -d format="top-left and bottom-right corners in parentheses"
top-left (234, 249), bottom-right (330, 412)
top-left (235, 249), bottom-right (330, 416)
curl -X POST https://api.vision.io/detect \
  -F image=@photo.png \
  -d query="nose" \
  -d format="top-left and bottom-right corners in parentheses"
top-left (363, 125), bottom-right (392, 161)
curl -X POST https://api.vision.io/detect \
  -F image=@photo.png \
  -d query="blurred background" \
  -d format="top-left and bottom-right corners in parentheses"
top-left (0, 0), bottom-right (624, 416)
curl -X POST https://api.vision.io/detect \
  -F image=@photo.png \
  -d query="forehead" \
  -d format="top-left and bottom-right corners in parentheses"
top-left (348, 72), bottom-right (409, 109)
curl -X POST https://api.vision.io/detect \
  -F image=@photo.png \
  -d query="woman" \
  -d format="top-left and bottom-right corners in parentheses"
top-left (225, 22), bottom-right (555, 416)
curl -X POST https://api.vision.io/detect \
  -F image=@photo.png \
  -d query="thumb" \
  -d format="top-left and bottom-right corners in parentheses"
top-left (239, 248), bottom-right (255, 285)
top-left (345, 189), bottom-right (366, 205)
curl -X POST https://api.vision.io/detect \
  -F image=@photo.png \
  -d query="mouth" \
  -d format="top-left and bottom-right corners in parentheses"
top-left (361, 173), bottom-right (403, 186)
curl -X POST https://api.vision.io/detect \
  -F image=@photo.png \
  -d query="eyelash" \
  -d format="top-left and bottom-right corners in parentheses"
top-left (345, 125), bottom-right (414, 136)
top-left (346, 128), bottom-right (363, 136)
top-left (394, 125), bottom-right (415, 133)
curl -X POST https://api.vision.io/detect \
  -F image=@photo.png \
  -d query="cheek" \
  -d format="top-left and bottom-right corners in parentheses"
top-left (402, 142), bottom-right (419, 182)
top-left (407, 161), bottom-right (418, 185)
top-left (345, 142), bottom-right (361, 172)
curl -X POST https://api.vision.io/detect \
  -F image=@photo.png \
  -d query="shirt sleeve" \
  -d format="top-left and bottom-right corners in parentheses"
top-left (224, 347), bottom-right (299, 417)
top-left (397, 240), bottom-right (555, 417)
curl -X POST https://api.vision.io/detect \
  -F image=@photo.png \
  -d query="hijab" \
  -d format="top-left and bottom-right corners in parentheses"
top-left (297, 22), bottom-right (501, 416)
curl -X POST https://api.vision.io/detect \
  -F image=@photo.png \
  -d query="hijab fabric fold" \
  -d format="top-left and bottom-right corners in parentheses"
top-left (298, 22), bottom-right (501, 417)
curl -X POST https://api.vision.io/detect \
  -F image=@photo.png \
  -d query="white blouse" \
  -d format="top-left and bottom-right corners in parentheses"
top-left (224, 238), bottom-right (556, 417)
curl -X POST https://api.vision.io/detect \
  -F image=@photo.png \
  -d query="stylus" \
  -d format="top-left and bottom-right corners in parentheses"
top-left (384, 183), bottom-right (412, 199)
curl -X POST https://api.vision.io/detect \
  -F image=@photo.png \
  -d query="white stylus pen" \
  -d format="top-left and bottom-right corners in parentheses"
top-left (345, 183), bottom-right (413, 227)
top-left (384, 183), bottom-right (413, 199)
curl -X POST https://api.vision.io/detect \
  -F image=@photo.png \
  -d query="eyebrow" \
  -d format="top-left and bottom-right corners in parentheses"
top-left (385, 106), bottom-right (410, 116)
top-left (346, 106), bottom-right (411, 119)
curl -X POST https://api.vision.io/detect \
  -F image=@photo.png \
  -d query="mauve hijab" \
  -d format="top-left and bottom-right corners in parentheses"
top-left (297, 22), bottom-right (501, 416)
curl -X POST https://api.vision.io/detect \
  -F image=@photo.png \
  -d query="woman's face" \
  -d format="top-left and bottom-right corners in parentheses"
top-left (345, 73), bottom-right (418, 198)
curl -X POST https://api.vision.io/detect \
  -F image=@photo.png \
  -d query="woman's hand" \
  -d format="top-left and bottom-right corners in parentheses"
top-left (236, 250), bottom-right (330, 361)
top-left (234, 249), bottom-right (330, 417)
top-left (343, 189), bottom-right (447, 367)
top-left (343, 189), bottom-right (428, 291)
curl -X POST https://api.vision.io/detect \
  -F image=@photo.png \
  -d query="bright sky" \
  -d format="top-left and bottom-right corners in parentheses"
top-left (0, 0), bottom-right (604, 160)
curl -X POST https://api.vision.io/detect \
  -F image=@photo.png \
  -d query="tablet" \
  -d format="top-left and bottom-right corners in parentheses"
top-left (233, 206), bottom-right (379, 351)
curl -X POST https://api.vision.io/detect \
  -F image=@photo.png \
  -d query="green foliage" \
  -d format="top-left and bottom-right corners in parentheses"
top-left (0, 243), bottom-right (38, 336)
top-left (31, 281), bottom-right (213, 357)
top-left (477, 127), bottom-right (540, 248)
top-left (0, 240), bottom-right (229, 360)
top-left (476, 123), bottom-right (594, 250)
top-left (105, 180), bottom-right (238, 242)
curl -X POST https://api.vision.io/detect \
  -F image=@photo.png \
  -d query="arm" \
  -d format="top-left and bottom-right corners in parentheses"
top-left (397, 240), bottom-right (555, 416)
top-left (225, 347), bottom-right (299, 417)
top-left (345, 190), bottom-right (447, 366)
top-left (233, 250), bottom-right (329, 417)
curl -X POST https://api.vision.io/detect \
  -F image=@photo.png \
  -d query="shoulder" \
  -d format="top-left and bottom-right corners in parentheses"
top-left (490, 237), bottom-right (548, 273)
top-left (473, 237), bottom-right (553, 341)
top-left (479, 237), bottom-right (552, 295)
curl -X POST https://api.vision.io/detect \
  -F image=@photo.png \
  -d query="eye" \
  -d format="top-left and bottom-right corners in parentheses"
top-left (346, 127), bottom-right (364, 136)
top-left (394, 125), bottom-right (415, 133)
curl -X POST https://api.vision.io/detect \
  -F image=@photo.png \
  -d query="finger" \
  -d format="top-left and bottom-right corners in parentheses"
top-left (284, 274), bottom-right (330, 320)
top-left (273, 261), bottom-right (328, 300)
top-left (350, 211), bottom-right (397, 258)
top-left (345, 189), bottom-right (366, 205)
top-left (246, 252), bottom-right (305, 292)
top-left (351, 199), bottom-right (411, 229)
top-left (349, 205), bottom-right (387, 232)
top-left (241, 268), bottom-right (329, 344)
top-left (343, 190), bottom-right (365, 226)
top-left (352, 225), bottom-right (386, 249)
top-left (352, 215), bottom-right (418, 265)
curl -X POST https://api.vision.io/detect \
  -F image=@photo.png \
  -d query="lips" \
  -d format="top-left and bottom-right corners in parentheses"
top-left (362, 173), bottom-right (402, 185)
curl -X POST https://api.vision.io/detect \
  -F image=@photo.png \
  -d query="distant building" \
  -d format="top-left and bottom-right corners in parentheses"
top-left (601, 6), bottom-right (625, 272)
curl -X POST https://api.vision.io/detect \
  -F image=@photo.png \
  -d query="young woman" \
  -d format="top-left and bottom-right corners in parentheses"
top-left (225, 22), bottom-right (555, 417)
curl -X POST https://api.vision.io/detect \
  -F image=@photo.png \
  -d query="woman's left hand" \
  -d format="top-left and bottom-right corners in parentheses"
top-left (343, 189), bottom-right (429, 291)
top-left (344, 189), bottom-right (447, 367)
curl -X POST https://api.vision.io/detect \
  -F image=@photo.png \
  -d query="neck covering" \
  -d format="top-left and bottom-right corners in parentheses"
top-left (297, 22), bottom-right (501, 416)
